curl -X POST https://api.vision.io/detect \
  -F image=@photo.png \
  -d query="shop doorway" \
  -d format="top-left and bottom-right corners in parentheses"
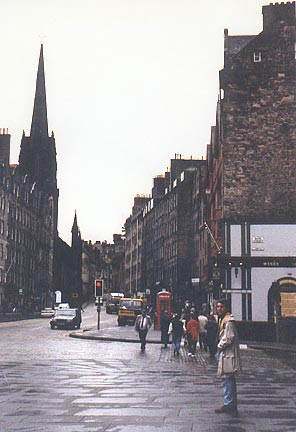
top-left (268, 277), bottom-right (296, 344)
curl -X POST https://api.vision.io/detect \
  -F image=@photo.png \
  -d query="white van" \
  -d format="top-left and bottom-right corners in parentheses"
top-left (55, 302), bottom-right (70, 310)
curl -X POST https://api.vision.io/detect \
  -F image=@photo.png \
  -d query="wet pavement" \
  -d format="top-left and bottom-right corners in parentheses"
top-left (1, 308), bottom-right (296, 431)
top-left (70, 323), bottom-right (296, 353)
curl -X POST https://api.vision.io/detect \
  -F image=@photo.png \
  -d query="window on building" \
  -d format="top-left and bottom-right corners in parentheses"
top-left (253, 51), bottom-right (262, 62)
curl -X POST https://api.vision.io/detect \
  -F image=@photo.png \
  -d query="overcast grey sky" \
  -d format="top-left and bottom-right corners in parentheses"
top-left (0, 0), bottom-right (268, 244)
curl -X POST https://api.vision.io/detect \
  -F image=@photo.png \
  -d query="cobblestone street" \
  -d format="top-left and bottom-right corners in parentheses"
top-left (1, 310), bottom-right (296, 431)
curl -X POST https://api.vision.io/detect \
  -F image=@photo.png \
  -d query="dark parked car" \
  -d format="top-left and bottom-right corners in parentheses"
top-left (106, 293), bottom-right (124, 314)
top-left (50, 308), bottom-right (81, 330)
top-left (41, 308), bottom-right (55, 318)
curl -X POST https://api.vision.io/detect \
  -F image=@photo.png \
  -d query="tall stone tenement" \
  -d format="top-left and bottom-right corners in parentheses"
top-left (219, 1), bottom-right (296, 223)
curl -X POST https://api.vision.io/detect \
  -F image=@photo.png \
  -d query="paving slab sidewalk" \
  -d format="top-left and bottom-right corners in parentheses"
top-left (70, 326), bottom-right (296, 353)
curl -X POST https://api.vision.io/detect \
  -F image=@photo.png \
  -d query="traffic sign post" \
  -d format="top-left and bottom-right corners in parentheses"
top-left (97, 304), bottom-right (101, 330)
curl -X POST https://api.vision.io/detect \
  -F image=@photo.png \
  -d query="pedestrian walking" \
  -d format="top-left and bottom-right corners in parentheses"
top-left (169, 314), bottom-right (184, 356)
top-left (198, 312), bottom-right (208, 352)
top-left (205, 314), bottom-right (218, 359)
top-left (183, 300), bottom-right (191, 325)
top-left (215, 299), bottom-right (241, 416)
top-left (186, 312), bottom-right (199, 357)
top-left (160, 310), bottom-right (170, 348)
top-left (135, 309), bottom-right (152, 352)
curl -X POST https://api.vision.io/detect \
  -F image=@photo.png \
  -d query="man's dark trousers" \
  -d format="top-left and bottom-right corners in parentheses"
top-left (139, 329), bottom-right (148, 351)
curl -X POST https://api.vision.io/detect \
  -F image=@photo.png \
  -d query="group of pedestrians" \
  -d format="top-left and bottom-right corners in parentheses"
top-left (160, 309), bottom-right (202, 357)
top-left (160, 307), bottom-right (219, 359)
top-left (134, 299), bottom-right (241, 417)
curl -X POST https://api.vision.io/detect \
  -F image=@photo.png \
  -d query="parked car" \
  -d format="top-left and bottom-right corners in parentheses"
top-left (54, 303), bottom-right (70, 310)
top-left (40, 308), bottom-right (55, 318)
top-left (106, 293), bottom-right (124, 314)
top-left (50, 308), bottom-right (81, 330)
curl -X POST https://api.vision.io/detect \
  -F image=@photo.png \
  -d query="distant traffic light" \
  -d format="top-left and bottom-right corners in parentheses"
top-left (94, 279), bottom-right (103, 297)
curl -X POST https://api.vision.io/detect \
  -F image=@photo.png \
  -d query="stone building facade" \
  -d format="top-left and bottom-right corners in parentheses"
top-left (0, 45), bottom-right (85, 311)
top-left (0, 45), bottom-right (58, 312)
top-left (111, 234), bottom-right (125, 292)
top-left (220, 2), bottom-right (296, 222)
top-left (124, 196), bottom-right (150, 295)
top-left (82, 240), bottom-right (100, 300)
top-left (92, 238), bottom-right (125, 296)
top-left (191, 159), bottom-right (208, 306)
top-left (140, 157), bottom-right (206, 307)
top-left (0, 132), bottom-right (54, 311)
top-left (206, 2), bottom-right (296, 327)
top-left (80, 236), bottom-right (124, 303)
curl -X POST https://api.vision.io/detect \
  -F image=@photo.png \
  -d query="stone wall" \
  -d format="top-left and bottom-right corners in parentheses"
top-left (221, 3), bottom-right (296, 222)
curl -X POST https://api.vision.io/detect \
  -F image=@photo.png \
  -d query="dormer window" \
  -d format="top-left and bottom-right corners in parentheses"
top-left (253, 51), bottom-right (262, 62)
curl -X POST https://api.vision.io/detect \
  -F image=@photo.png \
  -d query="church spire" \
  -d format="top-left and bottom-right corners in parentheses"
top-left (18, 44), bottom-right (59, 242)
top-left (19, 44), bottom-right (57, 193)
top-left (30, 44), bottom-right (48, 139)
top-left (71, 210), bottom-right (81, 246)
top-left (72, 210), bottom-right (78, 232)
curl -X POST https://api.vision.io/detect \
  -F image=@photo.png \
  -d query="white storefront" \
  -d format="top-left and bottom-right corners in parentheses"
top-left (220, 223), bottom-right (296, 322)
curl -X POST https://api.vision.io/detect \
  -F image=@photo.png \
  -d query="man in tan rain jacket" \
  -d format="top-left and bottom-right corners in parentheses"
top-left (215, 299), bottom-right (241, 416)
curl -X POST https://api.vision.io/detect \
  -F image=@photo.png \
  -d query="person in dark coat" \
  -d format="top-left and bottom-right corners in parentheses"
top-left (205, 314), bottom-right (218, 359)
top-left (135, 309), bottom-right (152, 352)
top-left (170, 314), bottom-right (184, 356)
top-left (160, 310), bottom-right (170, 348)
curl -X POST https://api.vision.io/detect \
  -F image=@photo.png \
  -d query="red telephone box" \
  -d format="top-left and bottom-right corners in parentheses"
top-left (156, 291), bottom-right (172, 330)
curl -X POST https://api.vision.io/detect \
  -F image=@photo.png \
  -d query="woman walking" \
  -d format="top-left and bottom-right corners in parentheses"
top-left (170, 314), bottom-right (184, 356)
top-left (186, 312), bottom-right (199, 357)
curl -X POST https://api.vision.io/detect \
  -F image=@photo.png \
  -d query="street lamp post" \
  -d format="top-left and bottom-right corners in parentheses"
top-left (200, 222), bottom-right (223, 305)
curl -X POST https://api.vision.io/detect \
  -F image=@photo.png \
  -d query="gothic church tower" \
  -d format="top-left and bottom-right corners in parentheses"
top-left (18, 45), bottom-right (59, 235)
top-left (71, 211), bottom-right (83, 304)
